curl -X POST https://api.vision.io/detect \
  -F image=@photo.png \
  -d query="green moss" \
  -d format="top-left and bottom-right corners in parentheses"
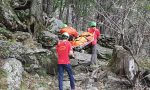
top-left (0, 27), bottom-right (12, 39)
top-left (24, 63), bottom-right (31, 67)
top-left (0, 68), bottom-right (7, 79)
top-left (15, 10), bottom-right (29, 22)
top-left (0, 42), bottom-right (11, 58)
top-left (105, 53), bottom-right (112, 60)
top-left (37, 30), bottom-right (58, 47)
top-left (39, 81), bottom-right (48, 88)
top-left (0, 0), bottom-right (11, 5)
top-left (0, 68), bottom-right (8, 89)
top-left (35, 68), bottom-right (47, 76)
top-left (0, 40), bottom-right (19, 58)
top-left (138, 58), bottom-right (150, 69)
top-left (20, 81), bottom-right (28, 90)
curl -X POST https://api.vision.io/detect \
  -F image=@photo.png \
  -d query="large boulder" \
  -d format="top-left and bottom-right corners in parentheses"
top-left (109, 45), bottom-right (137, 80)
top-left (19, 47), bottom-right (58, 75)
top-left (0, 37), bottom-right (57, 75)
top-left (74, 51), bottom-right (91, 62)
top-left (82, 44), bottom-right (113, 60)
top-left (97, 44), bottom-right (113, 60)
top-left (38, 31), bottom-right (58, 47)
top-left (0, 58), bottom-right (23, 90)
top-left (73, 51), bottom-right (91, 65)
top-left (98, 34), bottom-right (115, 49)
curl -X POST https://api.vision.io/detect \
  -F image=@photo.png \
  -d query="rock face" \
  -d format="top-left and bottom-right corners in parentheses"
top-left (38, 31), bottom-right (58, 47)
top-left (47, 18), bottom-right (63, 33)
top-left (1, 58), bottom-right (23, 90)
top-left (0, 27), bottom-right (13, 40)
top-left (0, 0), bottom-right (26, 31)
top-left (0, 40), bottom-right (25, 59)
top-left (73, 51), bottom-right (91, 63)
top-left (21, 47), bottom-right (58, 75)
top-left (97, 44), bottom-right (113, 60)
top-left (98, 34), bottom-right (115, 49)
top-left (109, 45), bottom-right (137, 80)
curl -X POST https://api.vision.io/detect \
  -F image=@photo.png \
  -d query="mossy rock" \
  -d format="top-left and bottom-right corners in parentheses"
top-left (0, 0), bottom-right (26, 31)
top-left (38, 31), bottom-right (58, 47)
top-left (34, 50), bottom-right (58, 75)
top-left (0, 41), bottom-right (12, 58)
top-left (98, 34), bottom-right (115, 49)
top-left (0, 27), bottom-right (13, 40)
top-left (138, 58), bottom-right (150, 70)
top-left (0, 68), bottom-right (8, 89)
top-left (21, 48), bottom-right (57, 75)
top-left (0, 68), bottom-right (7, 79)
top-left (35, 68), bottom-right (47, 76)
top-left (0, 40), bottom-right (24, 58)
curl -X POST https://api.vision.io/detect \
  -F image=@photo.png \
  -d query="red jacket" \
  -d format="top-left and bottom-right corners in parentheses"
top-left (87, 27), bottom-right (100, 45)
top-left (56, 40), bottom-right (72, 64)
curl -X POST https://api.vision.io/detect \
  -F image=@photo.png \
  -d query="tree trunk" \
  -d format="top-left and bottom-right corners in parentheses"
top-left (66, 6), bottom-right (69, 24)
top-left (59, 0), bottom-right (64, 20)
top-left (46, 0), bottom-right (53, 16)
top-left (43, 0), bottom-right (47, 12)
top-left (109, 45), bottom-right (138, 81)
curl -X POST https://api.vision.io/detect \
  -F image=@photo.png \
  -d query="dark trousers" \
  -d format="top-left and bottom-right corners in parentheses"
top-left (90, 44), bottom-right (97, 65)
top-left (58, 64), bottom-right (75, 90)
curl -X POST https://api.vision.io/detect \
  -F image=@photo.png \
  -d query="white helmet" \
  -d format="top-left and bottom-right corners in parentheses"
top-left (62, 32), bottom-right (69, 37)
top-left (61, 32), bottom-right (69, 39)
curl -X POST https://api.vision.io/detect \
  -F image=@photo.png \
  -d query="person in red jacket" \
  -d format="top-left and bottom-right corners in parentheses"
top-left (87, 21), bottom-right (100, 65)
top-left (56, 32), bottom-right (75, 90)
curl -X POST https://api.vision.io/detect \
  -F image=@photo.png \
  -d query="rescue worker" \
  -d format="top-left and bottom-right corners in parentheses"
top-left (60, 24), bottom-right (78, 41)
top-left (87, 21), bottom-right (100, 65)
top-left (56, 32), bottom-right (75, 90)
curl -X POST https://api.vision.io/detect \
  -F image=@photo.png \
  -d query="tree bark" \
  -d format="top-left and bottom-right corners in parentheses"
top-left (43, 0), bottom-right (47, 12)
top-left (46, 0), bottom-right (53, 16)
